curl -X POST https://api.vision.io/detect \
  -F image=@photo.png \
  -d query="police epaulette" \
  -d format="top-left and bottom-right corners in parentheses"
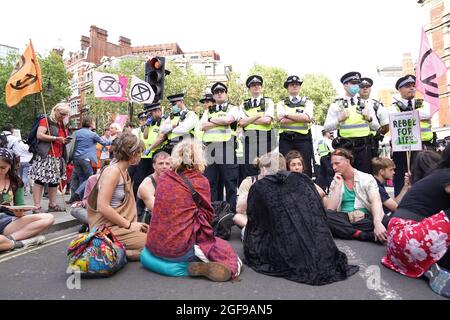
top-left (334, 98), bottom-right (344, 103)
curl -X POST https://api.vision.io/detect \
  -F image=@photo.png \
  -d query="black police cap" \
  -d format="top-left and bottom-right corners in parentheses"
top-left (360, 77), bottom-right (373, 87)
top-left (199, 93), bottom-right (215, 103)
top-left (395, 75), bottom-right (416, 90)
top-left (144, 102), bottom-right (161, 111)
top-left (167, 93), bottom-right (185, 103)
top-left (211, 82), bottom-right (228, 94)
top-left (340, 71), bottom-right (361, 84)
top-left (246, 75), bottom-right (263, 88)
top-left (284, 75), bottom-right (303, 89)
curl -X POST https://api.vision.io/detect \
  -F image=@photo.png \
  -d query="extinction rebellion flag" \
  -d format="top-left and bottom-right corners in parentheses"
top-left (5, 40), bottom-right (42, 107)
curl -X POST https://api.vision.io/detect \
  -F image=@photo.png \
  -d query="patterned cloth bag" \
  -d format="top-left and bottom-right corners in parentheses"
top-left (67, 225), bottom-right (127, 277)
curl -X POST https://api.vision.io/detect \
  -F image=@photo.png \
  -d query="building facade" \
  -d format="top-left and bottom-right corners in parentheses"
top-left (0, 44), bottom-right (19, 60)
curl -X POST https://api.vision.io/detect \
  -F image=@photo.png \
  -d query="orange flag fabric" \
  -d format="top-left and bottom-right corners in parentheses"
top-left (5, 40), bottom-right (42, 107)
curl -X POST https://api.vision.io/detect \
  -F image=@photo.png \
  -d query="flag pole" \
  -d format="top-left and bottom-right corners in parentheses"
top-left (39, 91), bottom-right (67, 212)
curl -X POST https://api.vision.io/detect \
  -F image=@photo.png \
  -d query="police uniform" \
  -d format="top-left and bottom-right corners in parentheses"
top-left (324, 71), bottom-right (380, 174)
top-left (386, 75), bottom-right (434, 196)
top-left (202, 82), bottom-right (240, 212)
top-left (239, 75), bottom-right (276, 178)
top-left (160, 93), bottom-right (198, 155)
top-left (137, 110), bottom-right (148, 133)
top-left (132, 102), bottom-right (167, 198)
top-left (359, 77), bottom-right (385, 157)
top-left (277, 75), bottom-right (315, 177)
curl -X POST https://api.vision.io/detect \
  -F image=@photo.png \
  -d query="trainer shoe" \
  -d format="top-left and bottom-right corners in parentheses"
top-left (21, 235), bottom-right (46, 249)
top-left (188, 262), bottom-right (231, 282)
top-left (425, 263), bottom-right (450, 298)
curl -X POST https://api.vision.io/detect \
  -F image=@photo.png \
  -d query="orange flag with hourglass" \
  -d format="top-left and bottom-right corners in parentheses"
top-left (5, 40), bottom-right (42, 107)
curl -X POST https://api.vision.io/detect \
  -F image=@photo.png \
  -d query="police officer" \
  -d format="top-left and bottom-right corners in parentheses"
top-left (386, 75), bottom-right (434, 196)
top-left (137, 111), bottom-right (148, 134)
top-left (160, 93), bottom-right (198, 155)
top-left (277, 75), bottom-right (315, 177)
top-left (132, 102), bottom-right (168, 198)
top-left (324, 71), bottom-right (380, 174)
top-left (238, 75), bottom-right (275, 178)
top-left (358, 77), bottom-right (385, 157)
top-left (195, 93), bottom-right (215, 142)
top-left (316, 130), bottom-right (334, 191)
top-left (201, 82), bottom-right (240, 212)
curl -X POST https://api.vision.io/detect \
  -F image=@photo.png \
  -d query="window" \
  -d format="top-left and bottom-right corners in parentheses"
top-left (205, 65), bottom-right (213, 75)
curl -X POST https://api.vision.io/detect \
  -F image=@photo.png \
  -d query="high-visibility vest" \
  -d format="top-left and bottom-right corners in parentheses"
top-left (338, 99), bottom-right (371, 138)
top-left (392, 99), bottom-right (433, 142)
top-left (364, 98), bottom-right (383, 136)
top-left (278, 97), bottom-right (311, 135)
top-left (317, 139), bottom-right (330, 157)
top-left (167, 110), bottom-right (196, 142)
top-left (203, 104), bottom-right (235, 143)
top-left (140, 119), bottom-right (165, 158)
top-left (242, 98), bottom-right (272, 131)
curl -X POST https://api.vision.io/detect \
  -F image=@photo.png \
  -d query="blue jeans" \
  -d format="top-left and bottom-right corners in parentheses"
top-left (19, 162), bottom-right (30, 188)
top-left (71, 159), bottom-right (93, 197)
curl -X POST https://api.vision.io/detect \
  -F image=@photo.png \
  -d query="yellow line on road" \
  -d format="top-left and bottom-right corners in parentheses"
top-left (0, 232), bottom-right (78, 264)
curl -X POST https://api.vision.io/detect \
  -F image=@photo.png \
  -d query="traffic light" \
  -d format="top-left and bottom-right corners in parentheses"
top-left (145, 56), bottom-right (166, 103)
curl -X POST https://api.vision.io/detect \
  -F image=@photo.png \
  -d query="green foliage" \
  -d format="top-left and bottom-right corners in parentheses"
top-left (226, 71), bottom-right (247, 106)
top-left (0, 51), bottom-right (71, 133)
top-left (300, 74), bottom-right (337, 125)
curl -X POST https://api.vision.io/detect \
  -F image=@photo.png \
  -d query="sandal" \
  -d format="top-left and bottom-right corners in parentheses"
top-left (32, 206), bottom-right (42, 214)
top-left (47, 204), bottom-right (64, 212)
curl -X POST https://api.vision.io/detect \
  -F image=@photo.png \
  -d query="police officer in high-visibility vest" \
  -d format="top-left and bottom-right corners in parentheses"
top-left (277, 75), bottom-right (315, 177)
top-left (238, 75), bottom-right (275, 178)
top-left (324, 71), bottom-right (380, 174)
top-left (201, 82), bottom-right (240, 212)
top-left (132, 102), bottom-right (168, 198)
top-left (385, 75), bottom-right (435, 196)
top-left (160, 93), bottom-right (198, 155)
top-left (137, 111), bottom-right (148, 134)
top-left (316, 130), bottom-right (335, 191)
top-left (358, 77), bottom-right (385, 158)
top-left (195, 93), bottom-right (215, 142)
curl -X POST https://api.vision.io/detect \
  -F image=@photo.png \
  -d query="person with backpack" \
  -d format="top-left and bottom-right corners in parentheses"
top-left (28, 103), bottom-right (71, 213)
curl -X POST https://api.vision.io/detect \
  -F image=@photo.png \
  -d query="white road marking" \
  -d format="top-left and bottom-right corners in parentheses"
top-left (0, 232), bottom-right (78, 264)
top-left (336, 241), bottom-right (402, 300)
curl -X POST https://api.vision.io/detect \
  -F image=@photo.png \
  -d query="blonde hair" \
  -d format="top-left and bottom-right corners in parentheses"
top-left (253, 152), bottom-right (286, 175)
top-left (49, 102), bottom-right (70, 122)
top-left (109, 123), bottom-right (123, 133)
top-left (171, 139), bottom-right (207, 173)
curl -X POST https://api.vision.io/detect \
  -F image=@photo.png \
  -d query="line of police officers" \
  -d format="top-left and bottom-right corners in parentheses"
top-left (132, 71), bottom-right (435, 213)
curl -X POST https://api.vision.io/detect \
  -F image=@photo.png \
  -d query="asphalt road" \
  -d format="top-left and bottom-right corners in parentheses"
top-left (0, 226), bottom-right (445, 301)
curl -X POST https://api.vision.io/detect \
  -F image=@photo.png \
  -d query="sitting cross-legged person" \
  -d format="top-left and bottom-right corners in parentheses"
top-left (325, 148), bottom-right (389, 243)
top-left (143, 139), bottom-right (242, 282)
top-left (244, 152), bottom-right (359, 285)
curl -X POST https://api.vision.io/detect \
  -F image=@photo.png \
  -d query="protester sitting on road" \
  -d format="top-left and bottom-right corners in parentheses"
top-left (382, 145), bottom-right (450, 298)
top-left (87, 132), bottom-right (148, 261)
top-left (410, 150), bottom-right (441, 185)
top-left (285, 150), bottom-right (327, 206)
top-left (326, 148), bottom-right (389, 243)
top-left (233, 152), bottom-right (287, 239)
top-left (70, 174), bottom-right (99, 233)
top-left (28, 103), bottom-right (71, 213)
top-left (372, 157), bottom-right (410, 215)
top-left (145, 139), bottom-right (242, 281)
top-left (68, 116), bottom-right (111, 204)
top-left (136, 151), bottom-right (171, 224)
top-left (244, 151), bottom-right (359, 285)
top-left (0, 148), bottom-right (54, 252)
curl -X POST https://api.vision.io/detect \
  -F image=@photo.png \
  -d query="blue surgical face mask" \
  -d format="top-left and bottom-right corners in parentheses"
top-left (348, 84), bottom-right (360, 96)
top-left (172, 105), bottom-right (180, 114)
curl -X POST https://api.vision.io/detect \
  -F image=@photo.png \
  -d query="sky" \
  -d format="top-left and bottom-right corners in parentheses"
top-left (0, 0), bottom-right (427, 93)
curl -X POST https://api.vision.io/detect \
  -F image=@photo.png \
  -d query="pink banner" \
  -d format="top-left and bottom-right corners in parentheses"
top-left (114, 115), bottom-right (128, 128)
top-left (100, 75), bottom-right (128, 102)
top-left (415, 28), bottom-right (448, 116)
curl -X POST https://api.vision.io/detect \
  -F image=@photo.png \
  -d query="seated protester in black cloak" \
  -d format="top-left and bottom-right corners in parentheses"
top-left (243, 152), bottom-right (359, 285)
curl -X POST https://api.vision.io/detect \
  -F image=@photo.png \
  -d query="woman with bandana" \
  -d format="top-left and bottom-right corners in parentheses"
top-left (0, 148), bottom-right (54, 252)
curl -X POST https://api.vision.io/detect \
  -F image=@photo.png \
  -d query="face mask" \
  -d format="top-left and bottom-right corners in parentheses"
top-left (348, 84), bottom-right (360, 96)
top-left (172, 105), bottom-right (180, 114)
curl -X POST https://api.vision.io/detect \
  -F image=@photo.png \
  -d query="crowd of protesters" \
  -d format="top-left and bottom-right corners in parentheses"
top-left (1, 71), bottom-right (449, 298)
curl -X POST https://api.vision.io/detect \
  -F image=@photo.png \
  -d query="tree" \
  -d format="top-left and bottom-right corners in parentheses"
top-left (247, 64), bottom-right (288, 103)
top-left (226, 70), bottom-right (247, 106)
top-left (0, 51), bottom-right (71, 133)
top-left (300, 74), bottom-right (337, 125)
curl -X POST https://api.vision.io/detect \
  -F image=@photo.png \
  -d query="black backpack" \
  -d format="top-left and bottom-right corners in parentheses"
top-left (178, 172), bottom-right (235, 240)
top-left (0, 133), bottom-right (10, 149)
top-left (26, 115), bottom-right (46, 154)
